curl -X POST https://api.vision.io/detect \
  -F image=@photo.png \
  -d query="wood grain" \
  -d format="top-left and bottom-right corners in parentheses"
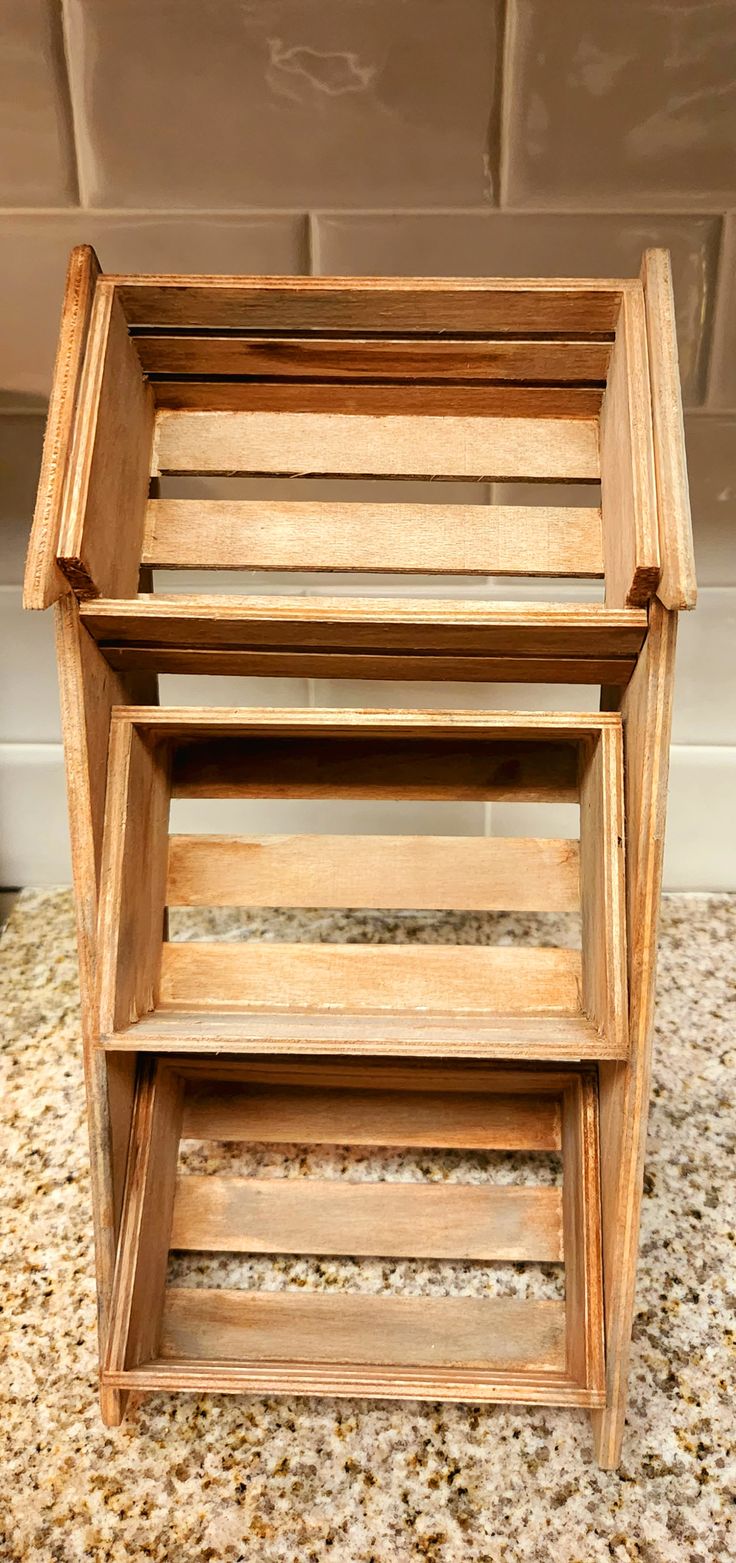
top-left (166, 833), bottom-right (581, 913)
top-left (170, 1177), bottom-right (564, 1262)
top-left (599, 289), bottom-right (660, 606)
top-left (640, 250), bottom-right (697, 611)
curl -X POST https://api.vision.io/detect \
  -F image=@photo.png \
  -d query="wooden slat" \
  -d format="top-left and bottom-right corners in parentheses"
top-left (153, 411), bottom-right (599, 482)
top-left (81, 599), bottom-right (648, 659)
top-left (166, 834), bottom-right (581, 913)
top-left (640, 249), bottom-right (697, 610)
top-left (159, 942), bottom-right (583, 1017)
top-left (99, 646), bottom-right (638, 686)
top-left (159, 1289), bottom-right (568, 1374)
top-left (181, 1080), bottom-right (562, 1150)
top-left (560, 1076), bottom-right (605, 1392)
top-left (24, 245), bottom-right (100, 610)
top-left (114, 275), bottom-right (624, 333)
top-left (96, 720), bottom-right (171, 1033)
top-left (142, 499), bottom-right (604, 577)
top-left (104, 1060), bottom-right (184, 1375)
top-left (170, 1178), bottom-right (564, 1262)
top-left (594, 601), bottom-right (678, 1467)
top-left (151, 383), bottom-right (603, 418)
top-left (579, 726), bottom-right (628, 1050)
top-left (136, 333), bottom-right (611, 381)
top-left (57, 281), bottom-right (155, 599)
top-left (103, 1008), bottom-right (618, 1060)
top-left (599, 288), bottom-right (660, 607)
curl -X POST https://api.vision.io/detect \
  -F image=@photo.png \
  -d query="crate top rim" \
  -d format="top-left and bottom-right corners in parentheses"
top-left (106, 274), bottom-right (638, 294)
top-left (111, 704), bottom-right (622, 740)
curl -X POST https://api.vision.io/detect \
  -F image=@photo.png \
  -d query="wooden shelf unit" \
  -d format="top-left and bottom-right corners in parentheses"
top-left (24, 250), bottom-right (696, 1468)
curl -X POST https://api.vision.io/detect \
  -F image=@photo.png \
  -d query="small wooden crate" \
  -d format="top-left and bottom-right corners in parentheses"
top-left (24, 248), bottom-right (696, 1467)
top-left (103, 1056), bottom-right (605, 1409)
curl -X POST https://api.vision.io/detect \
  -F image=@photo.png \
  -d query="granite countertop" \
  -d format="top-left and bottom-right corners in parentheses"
top-left (1, 889), bottom-right (734, 1562)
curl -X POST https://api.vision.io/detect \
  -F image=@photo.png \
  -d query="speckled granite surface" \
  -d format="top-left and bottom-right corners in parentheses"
top-left (1, 889), bottom-right (734, 1562)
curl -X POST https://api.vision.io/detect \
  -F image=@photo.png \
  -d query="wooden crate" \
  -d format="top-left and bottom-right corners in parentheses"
top-left (102, 1056), bottom-right (605, 1410)
top-left (94, 707), bottom-right (627, 1061)
top-left (23, 248), bottom-right (696, 1467)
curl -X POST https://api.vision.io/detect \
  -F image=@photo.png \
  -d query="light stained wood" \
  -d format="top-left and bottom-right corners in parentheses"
top-left (136, 332), bottom-right (611, 382)
top-left (151, 382), bottom-right (603, 419)
top-left (166, 833), bottom-right (581, 913)
top-left (23, 245), bottom-right (100, 611)
top-left (81, 597), bottom-right (647, 660)
top-left (142, 499), bottom-right (604, 577)
top-left (170, 1177), bottom-right (564, 1262)
top-left (599, 289), bottom-right (660, 607)
top-left (560, 1076), bottom-right (606, 1391)
top-left (579, 725), bottom-right (628, 1050)
top-left (593, 600), bottom-right (679, 1468)
top-left (101, 1008), bottom-right (621, 1059)
top-left (159, 1288), bottom-right (567, 1374)
top-left (56, 281), bottom-right (155, 599)
top-left (96, 720), bottom-right (170, 1033)
top-left (640, 250), bottom-right (697, 611)
top-left (114, 274), bottom-right (625, 333)
top-left (104, 1060), bottom-right (184, 1375)
top-left (153, 410), bottom-right (600, 483)
top-left (158, 942), bottom-right (584, 1017)
top-left (112, 705), bottom-right (625, 742)
top-left (99, 645), bottom-right (638, 686)
top-left (180, 1078), bottom-right (563, 1150)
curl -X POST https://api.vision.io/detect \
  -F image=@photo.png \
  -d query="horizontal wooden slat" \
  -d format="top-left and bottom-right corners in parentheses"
top-left (169, 737), bottom-right (579, 802)
top-left (142, 500), bottom-right (604, 577)
top-left (104, 1008), bottom-right (618, 1059)
top-left (153, 412), bottom-right (599, 482)
top-left (99, 646), bottom-right (638, 686)
top-left (170, 1178), bottom-right (564, 1262)
top-left (115, 275), bottom-right (624, 333)
top-left (151, 383), bottom-right (604, 418)
top-left (136, 333), bottom-right (611, 381)
top-left (180, 1079), bottom-right (562, 1149)
top-left (159, 1288), bottom-right (567, 1373)
top-left (159, 943), bottom-right (583, 1016)
top-left (167, 834), bottom-right (580, 912)
top-left (82, 599), bottom-right (648, 659)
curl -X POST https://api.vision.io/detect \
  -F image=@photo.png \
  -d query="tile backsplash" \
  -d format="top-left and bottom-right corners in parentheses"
top-left (1, 0), bottom-right (735, 887)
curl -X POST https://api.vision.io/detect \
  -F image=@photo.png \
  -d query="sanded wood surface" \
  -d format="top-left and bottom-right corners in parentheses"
top-left (142, 499), bottom-right (604, 577)
top-left (599, 288), bottom-right (660, 607)
top-left (158, 942), bottom-right (583, 1017)
top-left (153, 410), bottom-right (600, 482)
top-left (99, 646), bottom-right (638, 686)
top-left (81, 598), bottom-right (647, 660)
top-left (57, 282), bottom-right (155, 599)
top-left (579, 725), bottom-right (628, 1051)
top-left (137, 332), bottom-right (611, 380)
top-left (180, 1078), bottom-right (563, 1150)
top-left (114, 274), bottom-right (625, 333)
top-left (150, 383), bottom-right (604, 419)
top-left (159, 1288), bottom-right (567, 1373)
top-left (641, 250), bottom-right (697, 611)
top-left (166, 833), bottom-right (581, 913)
top-left (24, 245), bottom-right (100, 610)
top-left (560, 1076), bottom-right (606, 1392)
top-left (170, 1177), bottom-right (564, 1262)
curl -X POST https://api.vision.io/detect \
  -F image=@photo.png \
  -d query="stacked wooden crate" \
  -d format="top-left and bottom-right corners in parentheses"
top-left (24, 248), bottom-right (695, 1468)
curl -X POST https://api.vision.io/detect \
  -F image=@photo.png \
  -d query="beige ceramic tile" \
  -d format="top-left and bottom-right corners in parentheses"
top-left (64, 0), bottom-right (500, 208)
top-left (665, 747), bottom-right (736, 890)
top-left (684, 416), bottom-right (736, 586)
top-left (0, 1), bottom-right (76, 204)
top-left (671, 589), bottom-right (736, 746)
top-left (0, 587), bottom-right (59, 743)
top-left (706, 214), bottom-right (736, 410)
top-left (0, 744), bottom-right (69, 885)
top-left (169, 796), bottom-right (486, 840)
top-left (0, 416), bottom-right (46, 584)
top-left (0, 213), bottom-right (307, 399)
top-left (314, 212), bottom-right (719, 403)
top-left (504, 0), bottom-right (736, 209)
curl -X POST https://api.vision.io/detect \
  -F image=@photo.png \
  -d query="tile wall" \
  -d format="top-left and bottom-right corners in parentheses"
top-left (1, 0), bottom-right (734, 887)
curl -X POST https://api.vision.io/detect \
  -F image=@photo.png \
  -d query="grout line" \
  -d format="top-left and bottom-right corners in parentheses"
top-left (703, 213), bottom-right (729, 408)
top-left (496, 0), bottom-right (517, 210)
top-left (58, 0), bottom-right (90, 208)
